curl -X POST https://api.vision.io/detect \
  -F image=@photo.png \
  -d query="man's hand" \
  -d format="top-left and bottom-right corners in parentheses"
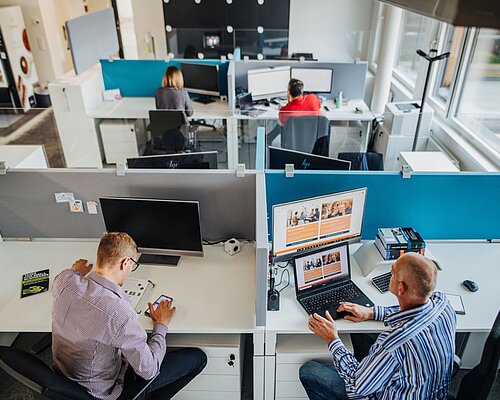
top-left (308, 311), bottom-right (338, 343)
top-left (337, 302), bottom-right (374, 322)
top-left (148, 299), bottom-right (176, 326)
top-left (71, 259), bottom-right (93, 277)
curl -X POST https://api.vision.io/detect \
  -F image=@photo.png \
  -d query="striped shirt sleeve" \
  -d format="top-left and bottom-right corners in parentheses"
top-left (373, 304), bottom-right (400, 321)
top-left (112, 317), bottom-right (168, 380)
top-left (329, 338), bottom-right (399, 399)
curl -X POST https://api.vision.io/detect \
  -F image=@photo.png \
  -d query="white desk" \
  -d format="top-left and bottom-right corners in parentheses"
top-left (264, 241), bottom-right (500, 399)
top-left (235, 99), bottom-right (373, 122)
top-left (88, 97), bottom-right (231, 120)
top-left (0, 239), bottom-right (256, 333)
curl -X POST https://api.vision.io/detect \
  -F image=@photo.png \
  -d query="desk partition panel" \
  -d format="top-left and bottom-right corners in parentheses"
top-left (0, 169), bottom-right (255, 241)
top-left (234, 60), bottom-right (367, 100)
top-left (100, 59), bottom-right (229, 97)
top-left (265, 171), bottom-right (500, 240)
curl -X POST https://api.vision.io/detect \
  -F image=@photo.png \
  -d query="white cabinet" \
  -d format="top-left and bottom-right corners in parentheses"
top-left (373, 124), bottom-right (427, 171)
top-left (398, 151), bottom-right (460, 172)
top-left (48, 65), bottom-right (104, 168)
top-left (99, 119), bottom-right (146, 164)
top-left (169, 334), bottom-right (244, 400)
top-left (274, 334), bottom-right (352, 399)
top-left (0, 145), bottom-right (48, 168)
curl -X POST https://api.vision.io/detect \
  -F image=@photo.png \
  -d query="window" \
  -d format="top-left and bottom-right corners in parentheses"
top-left (394, 11), bottom-right (438, 87)
top-left (456, 28), bottom-right (500, 152)
top-left (432, 25), bottom-right (465, 104)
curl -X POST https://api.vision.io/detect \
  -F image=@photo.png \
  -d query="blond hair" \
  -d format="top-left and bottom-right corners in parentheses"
top-left (96, 232), bottom-right (137, 268)
top-left (162, 66), bottom-right (184, 89)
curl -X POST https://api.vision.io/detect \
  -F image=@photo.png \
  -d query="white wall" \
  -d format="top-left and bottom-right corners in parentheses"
top-left (0, 0), bottom-right (57, 85)
top-left (130, 0), bottom-right (166, 60)
top-left (288, 0), bottom-right (373, 61)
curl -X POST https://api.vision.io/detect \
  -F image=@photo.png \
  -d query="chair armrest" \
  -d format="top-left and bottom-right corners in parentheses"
top-left (452, 354), bottom-right (462, 378)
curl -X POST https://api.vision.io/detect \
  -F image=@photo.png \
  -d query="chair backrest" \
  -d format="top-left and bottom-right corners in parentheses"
top-left (0, 346), bottom-right (93, 400)
top-left (149, 110), bottom-right (186, 152)
top-left (337, 152), bottom-right (384, 171)
top-left (281, 116), bottom-right (330, 155)
top-left (456, 311), bottom-right (500, 400)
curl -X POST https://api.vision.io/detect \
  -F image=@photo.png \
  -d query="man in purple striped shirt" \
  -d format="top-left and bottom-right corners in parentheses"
top-left (300, 252), bottom-right (456, 399)
top-left (52, 232), bottom-right (207, 400)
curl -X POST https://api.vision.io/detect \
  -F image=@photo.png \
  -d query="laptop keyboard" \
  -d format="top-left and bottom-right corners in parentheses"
top-left (302, 283), bottom-right (363, 312)
top-left (371, 271), bottom-right (391, 293)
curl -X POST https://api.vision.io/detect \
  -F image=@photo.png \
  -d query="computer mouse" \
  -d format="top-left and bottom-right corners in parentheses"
top-left (462, 279), bottom-right (478, 292)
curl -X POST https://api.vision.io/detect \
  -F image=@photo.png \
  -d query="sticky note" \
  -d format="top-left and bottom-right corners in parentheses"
top-left (86, 201), bottom-right (98, 215)
top-left (55, 192), bottom-right (75, 203)
top-left (69, 200), bottom-right (84, 213)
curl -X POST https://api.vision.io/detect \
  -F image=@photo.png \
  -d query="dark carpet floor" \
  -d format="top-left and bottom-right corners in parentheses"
top-left (6, 109), bottom-right (66, 168)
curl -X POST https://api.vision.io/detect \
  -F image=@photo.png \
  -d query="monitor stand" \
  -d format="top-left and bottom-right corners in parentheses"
top-left (193, 96), bottom-right (215, 104)
top-left (138, 253), bottom-right (180, 266)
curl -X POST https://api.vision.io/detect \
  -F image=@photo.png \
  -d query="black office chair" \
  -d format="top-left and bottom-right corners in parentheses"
top-left (337, 152), bottom-right (384, 171)
top-left (449, 311), bottom-right (500, 400)
top-left (148, 110), bottom-right (187, 154)
top-left (281, 116), bottom-right (330, 156)
top-left (0, 346), bottom-right (151, 400)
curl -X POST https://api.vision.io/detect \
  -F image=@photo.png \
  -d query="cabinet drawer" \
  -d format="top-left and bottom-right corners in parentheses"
top-left (105, 151), bottom-right (138, 164)
top-left (173, 391), bottom-right (240, 400)
top-left (100, 130), bottom-right (137, 143)
top-left (276, 380), bottom-right (308, 398)
top-left (182, 374), bottom-right (240, 392)
top-left (102, 142), bottom-right (138, 153)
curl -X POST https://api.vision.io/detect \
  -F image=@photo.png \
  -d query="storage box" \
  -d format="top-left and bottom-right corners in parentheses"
top-left (384, 101), bottom-right (433, 137)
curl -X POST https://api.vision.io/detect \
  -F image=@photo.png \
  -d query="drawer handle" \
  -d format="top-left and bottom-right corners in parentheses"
top-left (228, 353), bottom-right (235, 367)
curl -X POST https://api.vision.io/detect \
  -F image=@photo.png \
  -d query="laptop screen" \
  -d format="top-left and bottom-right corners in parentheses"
top-left (294, 242), bottom-right (350, 292)
top-left (239, 93), bottom-right (253, 111)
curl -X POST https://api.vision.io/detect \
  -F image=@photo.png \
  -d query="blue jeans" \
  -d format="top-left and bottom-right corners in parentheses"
top-left (121, 347), bottom-right (207, 400)
top-left (299, 333), bottom-right (378, 400)
top-left (299, 360), bottom-right (349, 400)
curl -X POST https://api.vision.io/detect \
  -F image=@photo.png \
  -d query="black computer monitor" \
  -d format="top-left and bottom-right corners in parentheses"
top-left (268, 146), bottom-right (351, 171)
top-left (100, 197), bottom-right (203, 266)
top-left (272, 188), bottom-right (367, 262)
top-left (127, 152), bottom-right (218, 170)
top-left (181, 62), bottom-right (220, 103)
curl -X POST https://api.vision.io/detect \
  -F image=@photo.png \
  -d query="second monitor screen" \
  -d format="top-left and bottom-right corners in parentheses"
top-left (272, 188), bottom-right (367, 259)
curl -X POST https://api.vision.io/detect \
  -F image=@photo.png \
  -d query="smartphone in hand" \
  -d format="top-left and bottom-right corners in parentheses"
top-left (145, 295), bottom-right (173, 316)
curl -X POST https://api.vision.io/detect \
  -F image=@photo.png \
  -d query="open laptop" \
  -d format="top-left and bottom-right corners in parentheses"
top-left (239, 93), bottom-right (266, 117)
top-left (292, 241), bottom-right (374, 319)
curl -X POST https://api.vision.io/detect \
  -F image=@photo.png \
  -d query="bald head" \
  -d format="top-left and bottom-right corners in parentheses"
top-left (392, 253), bottom-right (437, 301)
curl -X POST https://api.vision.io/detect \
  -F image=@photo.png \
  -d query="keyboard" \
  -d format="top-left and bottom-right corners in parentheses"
top-left (371, 271), bottom-right (392, 293)
top-left (302, 283), bottom-right (363, 313)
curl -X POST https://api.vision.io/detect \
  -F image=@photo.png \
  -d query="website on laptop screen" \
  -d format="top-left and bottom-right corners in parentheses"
top-left (295, 243), bottom-right (349, 291)
top-left (273, 188), bottom-right (366, 259)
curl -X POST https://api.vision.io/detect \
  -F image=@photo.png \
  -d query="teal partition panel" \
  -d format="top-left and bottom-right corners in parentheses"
top-left (100, 59), bottom-right (229, 97)
top-left (266, 171), bottom-right (500, 240)
top-left (255, 127), bottom-right (265, 171)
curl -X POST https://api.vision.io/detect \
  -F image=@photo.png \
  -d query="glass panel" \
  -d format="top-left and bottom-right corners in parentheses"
top-left (0, 106), bottom-right (62, 168)
top-left (433, 25), bottom-right (465, 104)
top-left (166, 28), bottom-right (235, 59)
top-left (456, 28), bottom-right (500, 152)
top-left (234, 29), bottom-right (289, 60)
top-left (394, 11), bottom-right (429, 85)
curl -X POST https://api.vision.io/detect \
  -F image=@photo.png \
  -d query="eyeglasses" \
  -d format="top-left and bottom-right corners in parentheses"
top-left (130, 257), bottom-right (140, 272)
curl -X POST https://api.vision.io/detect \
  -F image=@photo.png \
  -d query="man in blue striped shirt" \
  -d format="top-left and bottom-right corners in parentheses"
top-left (300, 252), bottom-right (456, 400)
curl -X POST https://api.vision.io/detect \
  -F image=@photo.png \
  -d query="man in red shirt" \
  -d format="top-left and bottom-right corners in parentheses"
top-left (278, 79), bottom-right (322, 125)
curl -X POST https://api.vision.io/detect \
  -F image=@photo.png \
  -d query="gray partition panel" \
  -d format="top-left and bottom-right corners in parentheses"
top-left (234, 60), bottom-right (367, 99)
top-left (66, 8), bottom-right (119, 75)
top-left (0, 170), bottom-right (255, 241)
